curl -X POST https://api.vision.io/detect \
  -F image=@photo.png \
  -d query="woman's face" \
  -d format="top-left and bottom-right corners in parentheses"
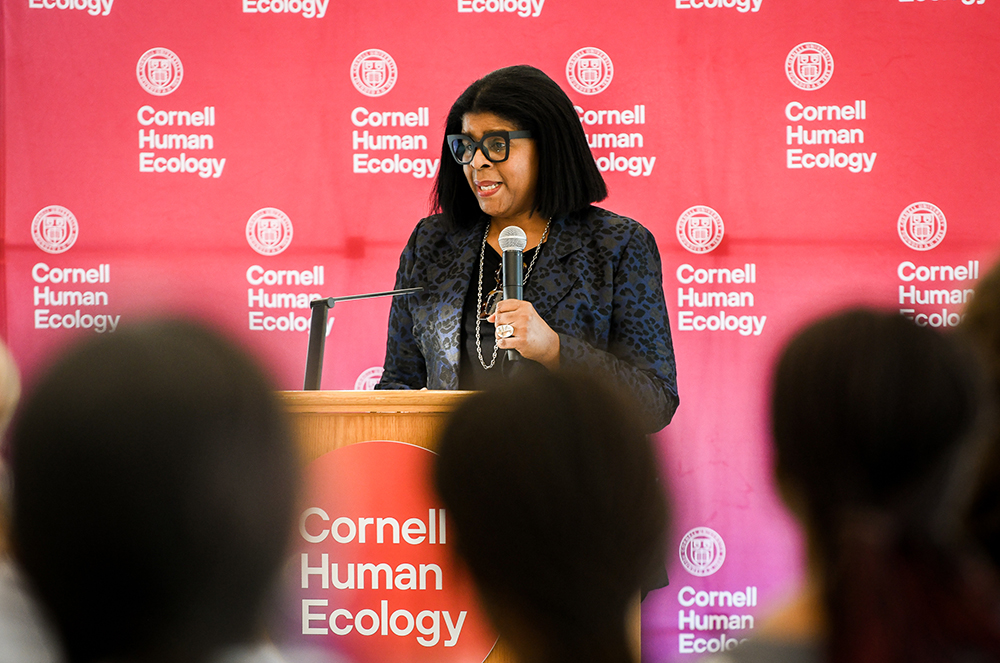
top-left (461, 112), bottom-right (539, 225)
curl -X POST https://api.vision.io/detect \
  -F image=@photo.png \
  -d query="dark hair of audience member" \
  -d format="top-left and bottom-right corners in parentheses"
top-left (434, 371), bottom-right (666, 663)
top-left (772, 309), bottom-right (1000, 663)
top-left (9, 320), bottom-right (300, 663)
top-left (0, 339), bottom-right (21, 551)
top-left (960, 261), bottom-right (1000, 569)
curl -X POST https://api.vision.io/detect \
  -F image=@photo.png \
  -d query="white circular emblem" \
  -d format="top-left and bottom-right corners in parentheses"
top-left (679, 527), bottom-right (726, 577)
top-left (31, 205), bottom-right (79, 254)
top-left (136, 47), bottom-right (184, 96)
top-left (354, 367), bottom-right (384, 390)
top-left (785, 42), bottom-right (834, 91)
top-left (246, 208), bottom-right (293, 256)
top-left (898, 202), bottom-right (946, 251)
top-left (566, 47), bottom-right (614, 96)
top-left (677, 206), bottom-right (725, 254)
top-left (350, 49), bottom-right (398, 97)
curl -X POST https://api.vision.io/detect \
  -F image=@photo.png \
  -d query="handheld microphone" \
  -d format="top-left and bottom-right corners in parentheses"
top-left (498, 225), bottom-right (527, 361)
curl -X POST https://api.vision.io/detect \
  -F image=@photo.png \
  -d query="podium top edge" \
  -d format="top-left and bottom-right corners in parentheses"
top-left (277, 390), bottom-right (475, 414)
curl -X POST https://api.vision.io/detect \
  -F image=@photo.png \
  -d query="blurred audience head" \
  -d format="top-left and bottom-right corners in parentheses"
top-left (771, 308), bottom-right (1000, 661)
top-left (961, 261), bottom-right (1000, 571)
top-left (0, 339), bottom-right (20, 440)
top-left (772, 308), bottom-right (986, 546)
top-left (434, 370), bottom-right (666, 663)
top-left (9, 320), bottom-right (299, 663)
top-left (0, 338), bottom-right (21, 548)
top-left (960, 260), bottom-right (1000, 392)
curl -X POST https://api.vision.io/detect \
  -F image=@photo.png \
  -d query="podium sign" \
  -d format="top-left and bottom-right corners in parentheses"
top-left (279, 391), bottom-right (511, 663)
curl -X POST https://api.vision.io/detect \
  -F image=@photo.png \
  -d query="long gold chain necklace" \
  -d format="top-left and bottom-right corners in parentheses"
top-left (474, 218), bottom-right (551, 370)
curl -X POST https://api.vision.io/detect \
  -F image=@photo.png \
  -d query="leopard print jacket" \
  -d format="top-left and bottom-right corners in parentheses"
top-left (375, 206), bottom-right (679, 432)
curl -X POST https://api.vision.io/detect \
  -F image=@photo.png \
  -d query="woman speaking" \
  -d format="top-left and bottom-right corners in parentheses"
top-left (376, 65), bottom-right (678, 432)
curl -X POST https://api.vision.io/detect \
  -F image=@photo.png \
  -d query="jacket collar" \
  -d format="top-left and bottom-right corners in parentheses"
top-left (546, 211), bottom-right (584, 260)
top-left (525, 212), bottom-right (583, 319)
top-left (445, 212), bottom-right (587, 317)
top-left (446, 212), bottom-right (584, 257)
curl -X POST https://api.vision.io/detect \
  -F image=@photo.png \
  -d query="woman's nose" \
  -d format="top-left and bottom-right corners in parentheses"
top-left (470, 147), bottom-right (492, 169)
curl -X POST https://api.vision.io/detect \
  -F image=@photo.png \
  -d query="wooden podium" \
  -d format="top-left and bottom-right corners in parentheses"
top-left (277, 390), bottom-right (640, 663)
top-left (278, 389), bottom-right (471, 461)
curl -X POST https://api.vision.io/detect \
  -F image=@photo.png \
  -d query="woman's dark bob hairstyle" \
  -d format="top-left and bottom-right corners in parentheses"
top-left (434, 65), bottom-right (607, 228)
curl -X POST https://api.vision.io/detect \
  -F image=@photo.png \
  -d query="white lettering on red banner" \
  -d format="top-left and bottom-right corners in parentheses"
top-left (676, 585), bottom-right (758, 654)
top-left (350, 107), bottom-right (438, 178)
top-left (678, 585), bottom-right (757, 608)
top-left (785, 100), bottom-right (875, 172)
top-left (783, 46), bottom-right (878, 173)
top-left (457, 0), bottom-right (545, 17)
top-left (675, 0), bottom-right (762, 12)
top-left (898, 260), bottom-right (977, 328)
top-left (895, 200), bottom-right (972, 328)
top-left (569, 50), bottom-right (657, 177)
top-left (28, 0), bottom-right (113, 15)
top-left (576, 104), bottom-right (655, 176)
top-left (136, 103), bottom-right (225, 178)
top-left (246, 265), bottom-right (332, 336)
top-left (348, 56), bottom-right (438, 177)
top-left (899, 0), bottom-right (986, 5)
top-left (786, 148), bottom-right (876, 173)
top-left (294, 442), bottom-right (496, 659)
top-left (242, 0), bottom-right (329, 17)
top-left (675, 263), bottom-right (766, 336)
top-left (31, 263), bottom-right (119, 333)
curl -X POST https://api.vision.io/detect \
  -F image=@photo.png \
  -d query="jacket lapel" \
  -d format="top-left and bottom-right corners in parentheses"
top-left (430, 221), bottom-right (484, 389)
top-left (525, 213), bottom-right (583, 320)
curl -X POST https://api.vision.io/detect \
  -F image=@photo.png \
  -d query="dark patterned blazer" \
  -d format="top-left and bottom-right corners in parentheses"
top-left (375, 205), bottom-right (679, 431)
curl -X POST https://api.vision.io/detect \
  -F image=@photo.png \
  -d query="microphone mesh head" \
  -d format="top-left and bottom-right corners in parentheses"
top-left (498, 226), bottom-right (528, 252)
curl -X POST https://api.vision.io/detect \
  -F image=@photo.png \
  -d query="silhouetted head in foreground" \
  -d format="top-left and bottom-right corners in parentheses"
top-left (10, 320), bottom-right (299, 663)
top-left (0, 337), bottom-right (20, 548)
top-left (435, 371), bottom-right (666, 663)
top-left (959, 260), bottom-right (1000, 569)
top-left (771, 308), bottom-right (1000, 662)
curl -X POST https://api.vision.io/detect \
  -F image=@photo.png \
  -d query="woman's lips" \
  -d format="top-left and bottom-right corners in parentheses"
top-left (475, 180), bottom-right (501, 197)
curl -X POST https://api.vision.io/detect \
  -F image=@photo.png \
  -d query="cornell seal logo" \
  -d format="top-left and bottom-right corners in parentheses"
top-left (785, 42), bottom-right (833, 91)
top-left (355, 367), bottom-right (384, 390)
top-left (350, 49), bottom-right (398, 97)
top-left (677, 206), bottom-right (725, 254)
top-left (566, 47), bottom-right (614, 96)
top-left (898, 202), bottom-right (946, 251)
top-left (679, 527), bottom-right (726, 577)
top-left (137, 47), bottom-right (183, 96)
top-left (32, 205), bottom-right (79, 254)
top-left (246, 208), bottom-right (293, 256)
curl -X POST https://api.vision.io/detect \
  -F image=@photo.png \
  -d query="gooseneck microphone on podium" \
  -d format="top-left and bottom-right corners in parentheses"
top-left (498, 225), bottom-right (527, 362)
top-left (303, 286), bottom-right (422, 390)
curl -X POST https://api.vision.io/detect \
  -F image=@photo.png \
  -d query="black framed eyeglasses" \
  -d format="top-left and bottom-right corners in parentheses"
top-left (446, 130), bottom-right (532, 165)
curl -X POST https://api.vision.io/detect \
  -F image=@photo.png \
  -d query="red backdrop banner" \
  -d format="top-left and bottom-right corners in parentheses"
top-left (3, 0), bottom-right (1000, 659)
